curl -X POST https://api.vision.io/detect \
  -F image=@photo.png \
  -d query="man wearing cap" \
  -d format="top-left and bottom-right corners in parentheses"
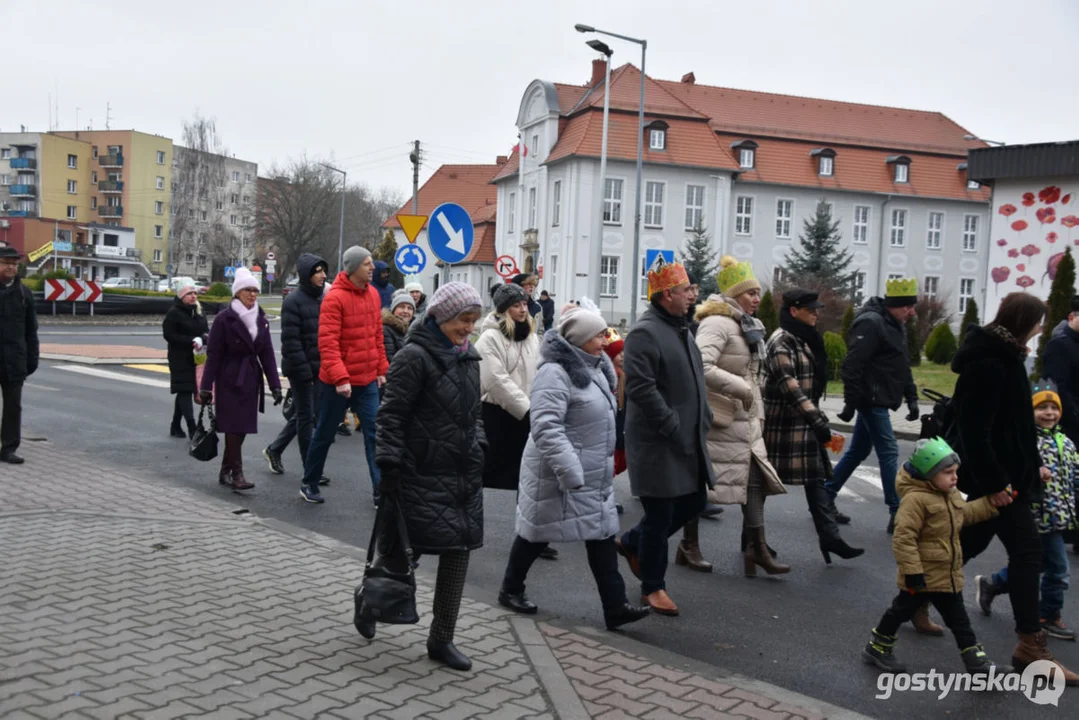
top-left (1043, 295), bottom-right (1079, 446)
top-left (829, 278), bottom-right (920, 534)
top-left (0, 245), bottom-right (38, 464)
top-left (299, 246), bottom-right (388, 505)
top-left (616, 257), bottom-right (715, 616)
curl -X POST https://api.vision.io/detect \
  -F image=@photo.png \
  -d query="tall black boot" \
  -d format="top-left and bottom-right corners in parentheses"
top-left (805, 479), bottom-right (863, 564)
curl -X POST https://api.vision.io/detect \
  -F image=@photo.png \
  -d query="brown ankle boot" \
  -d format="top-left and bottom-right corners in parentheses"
top-left (911, 603), bottom-right (944, 636)
top-left (230, 467), bottom-right (254, 491)
top-left (743, 526), bottom-right (791, 577)
top-left (675, 518), bottom-right (712, 573)
top-left (642, 590), bottom-right (679, 616)
top-left (1013, 630), bottom-right (1079, 686)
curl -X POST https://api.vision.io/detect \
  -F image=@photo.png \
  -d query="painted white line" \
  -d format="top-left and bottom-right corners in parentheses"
top-left (852, 466), bottom-right (882, 490)
top-left (838, 487), bottom-right (867, 503)
top-left (56, 364), bottom-right (171, 389)
top-left (25, 383), bottom-right (62, 392)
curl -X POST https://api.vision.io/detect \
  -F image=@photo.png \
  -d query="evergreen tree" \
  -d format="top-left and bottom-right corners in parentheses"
top-left (782, 199), bottom-right (856, 299)
top-left (373, 229), bottom-right (406, 288)
top-left (958, 297), bottom-right (979, 347)
top-left (679, 222), bottom-right (720, 297)
top-left (759, 289), bottom-right (779, 339)
top-left (841, 304), bottom-right (855, 340)
top-left (1036, 247), bottom-right (1076, 377)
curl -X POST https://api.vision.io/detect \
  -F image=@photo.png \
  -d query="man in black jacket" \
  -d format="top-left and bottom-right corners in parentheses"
top-left (827, 278), bottom-right (919, 533)
top-left (0, 245), bottom-right (39, 464)
top-left (1042, 296), bottom-right (1079, 445)
top-left (264, 253), bottom-right (327, 476)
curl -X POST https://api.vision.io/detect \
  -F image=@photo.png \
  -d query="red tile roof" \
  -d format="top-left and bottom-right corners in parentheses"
top-left (573, 65), bottom-right (706, 119)
top-left (382, 164), bottom-right (501, 228)
top-left (461, 222), bottom-right (496, 264)
top-left (491, 148), bottom-right (520, 183)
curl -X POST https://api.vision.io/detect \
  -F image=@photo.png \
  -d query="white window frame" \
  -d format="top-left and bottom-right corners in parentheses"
top-left (153, 249), bottom-right (162, 263)
top-left (895, 163), bottom-right (909, 183)
top-left (685, 184), bottom-right (705, 230)
top-left (603, 177), bottom-right (624, 225)
top-left (91, 197), bottom-right (97, 209)
top-left (156, 176), bottom-right (165, 190)
top-left (232, 171), bottom-right (240, 182)
top-left (67, 154), bottom-right (78, 169)
top-left (531, 134), bottom-right (539, 160)
top-left (735, 196), bottom-right (754, 236)
top-left (0, 174), bottom-right (8, 186)
top-left (923, 275), bottom-right (940, 300)
top-left (67, 179), bottom-right (77, 194)
top-left (507, 192), bottom-right (515, 233)
top-left (551, 180), bottom-right (561, 227)
top-left (0, 149), bottom-right (10, 160)
top-left (962, 215), bottom-right (979, 253)
top-left (245, 173), bottom-right (252, 183)
top-left (959, 278), bottom-right (975, 313)
top-left (775, 198), bottom-right (794, 239)
top-left (926, 211), bottom-right (944, 250)
top-left (819, 156), bottom-right (833, 176)
top-left (890, 208), bottom-right (908, 248)
top-left (644, 181), bottom-right (665, 229)
top-left (548, 254), bottom-right (558, 295)
top-left (600, 255), bottom-right (619, 298)
top-left (156, 150), bottom-right (166, 165)
top-left (851, 271), bottom-right (866, 305)
top-left (154, 201), bottom-right (164, 215)
top-left (154, 225), bottom-right (163, 239)
top-left (773, 266), bottom-right (787, 287)
top-left (66, 205), bottom-right (77, 219)
top-left (528, 187), bottom-right (537, 229)
top-left (739, 148), bottom-right (755, 169)
top-left (649, 129), bottom-right (666, 150)
top-left (230, 214), bottom-right (238, 226)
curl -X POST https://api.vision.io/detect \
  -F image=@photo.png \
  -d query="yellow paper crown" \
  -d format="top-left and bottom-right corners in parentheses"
top-left (716, 255), bottom-right (759, 297)
top-left (647, 256), bottom-right (690, 297)
top-left (885, 277), bottom-right (918, 298)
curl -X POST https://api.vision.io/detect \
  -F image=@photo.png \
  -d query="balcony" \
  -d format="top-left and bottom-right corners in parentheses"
top-left (8, 184), bottom-right (36, 197)
top-left (98, 205), bottom-right (123, 218)
top-left (125, 247), bottom-right (142, 259)
top-left (5, 210), bottom-right (37, 218)
top-left (9, 157), bottom-right (36, 169)
top-left (98, 153), bottom-right (124, 168)
top-left (98, 180), bottom-right (124, 193)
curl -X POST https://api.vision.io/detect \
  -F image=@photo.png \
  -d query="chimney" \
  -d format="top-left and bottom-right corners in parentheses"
top-left (591, 59), bottom-right (607, 87)
top-left (496, 155), bottom-right (508, 166)
top-left (681, 72), bottom-right (696, 85)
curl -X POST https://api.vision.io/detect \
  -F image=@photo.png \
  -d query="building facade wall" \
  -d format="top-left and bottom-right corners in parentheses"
top-left (39, 134), bottom-right (94, 224)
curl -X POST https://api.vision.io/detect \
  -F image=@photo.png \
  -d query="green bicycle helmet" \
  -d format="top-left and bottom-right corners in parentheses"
top-left (910, 437), bottom-right (960, 479)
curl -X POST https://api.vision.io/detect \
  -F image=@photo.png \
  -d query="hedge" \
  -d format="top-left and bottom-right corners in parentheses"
top-left (925, 323), bottom-right (958, 365)
top-left (100, 287), bottom-right (230, 302)
top-left (823, 330), bottom-right (847, 381)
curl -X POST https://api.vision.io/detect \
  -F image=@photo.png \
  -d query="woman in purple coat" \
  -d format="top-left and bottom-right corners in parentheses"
top-left (199, 268), bottom-right (283, 491)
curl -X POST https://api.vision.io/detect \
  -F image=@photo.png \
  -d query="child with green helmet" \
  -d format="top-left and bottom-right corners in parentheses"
top-left (863, 437), bottom-right (1001, 674)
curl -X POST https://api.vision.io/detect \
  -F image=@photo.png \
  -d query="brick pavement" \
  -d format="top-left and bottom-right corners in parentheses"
top-left (0, 442), bottom-right (867, 719)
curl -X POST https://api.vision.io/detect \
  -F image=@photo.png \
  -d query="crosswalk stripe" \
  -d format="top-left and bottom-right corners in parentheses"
top-left (56, 365), bottom-right (171, 389)
top-left (124, 364), bottom-right (172, 374)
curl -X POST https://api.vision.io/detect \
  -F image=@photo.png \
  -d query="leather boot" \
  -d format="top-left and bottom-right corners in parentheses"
top-left (218, 467), bottom-right (231, 486)
top-left (230, 466), bottom-right (254, 491)
top-left (741, 527), bottom-right (778, 558)
top-left (743, 526), bottom-right (791, 577)
top-left (1013, 630), bottom-right (1079, 686)
top-left (911, 603), bottom-right (945, 636)
top-left (805, 480), bottom-right (864, 563)
top-left (675, 518), bottom-right (712, 572)
top-left (642, 590), bottom-right (679, 616)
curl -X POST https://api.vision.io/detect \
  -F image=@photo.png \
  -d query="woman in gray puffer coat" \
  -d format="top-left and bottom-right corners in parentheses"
top-left (497, 302), bottom-right (650, 631)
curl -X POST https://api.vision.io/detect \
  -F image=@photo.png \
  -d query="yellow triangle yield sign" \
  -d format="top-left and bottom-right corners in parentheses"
top-left (396, 214), bottom-right (428, 244)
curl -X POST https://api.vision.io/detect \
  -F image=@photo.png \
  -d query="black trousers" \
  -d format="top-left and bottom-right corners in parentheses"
top-left (621, 488), bottom-right (707, 595)
top-left (876, 590), bottom-right (978, 650)
top-left (502, 535), bottom-right (627, 610)
top-left (268, 381), bottom-right (318, 464)
top-left (1, 381), bottom-right (23, 454)
top-left (172, 393), bottom-right (195, 433)
top-left (961, 500), bottom-right (1043, 634)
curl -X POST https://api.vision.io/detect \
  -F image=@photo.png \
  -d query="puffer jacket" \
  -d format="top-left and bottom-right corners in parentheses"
top-left (162, 297), bottom-right (209, 394)
top-left (891, 466), bottom-right (997, 593)
top-left (841, 297), bottom-right (918, 411)
top-left (475, 312), bottom-right (540, 420)
top-left (318, 272), bottom-right (389, 387)
top-left (695, 297), bottom-right (785, 504)
top-left (517, 331), bottom-right (620, 543)
top-left (372, 260), bottom-right (395, 308)
top-left (375, 318), bottom-right (486, 553)
top-left (279, 253), bottom-right (325, 383)
top-left (382, 309), bottom-right (409, 365)
top-left (0, 277), bottom-right (38, 384)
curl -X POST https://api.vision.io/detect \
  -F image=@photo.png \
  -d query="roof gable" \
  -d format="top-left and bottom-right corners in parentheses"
top-left (382, 163), bottom-right (500, 228)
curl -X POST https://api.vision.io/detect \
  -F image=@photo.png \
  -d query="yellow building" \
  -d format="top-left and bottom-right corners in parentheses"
top-left (1, 131), bottom-right (93, 224)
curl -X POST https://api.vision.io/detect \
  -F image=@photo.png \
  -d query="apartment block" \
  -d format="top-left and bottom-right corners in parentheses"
top-left (0, 132), bottom-right (94, 224)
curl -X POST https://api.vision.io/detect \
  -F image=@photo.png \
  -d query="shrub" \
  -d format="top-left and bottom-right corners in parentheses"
top-left (841, 304), bottom-right (855, 341)
top-left (44, 269), bottom-right (74, 280)
top-left (906, 316), bottom-right (921, 366)
top-left (822, 330), bottom-right (847, 381)
top-left (208, 282), bottom-right (231, 297)
top-left (925, 323), bottom-right (958, 365)
top-left (22, 276), bottom-right (44, 291)
top-left (958, 298), bottom-right (979, 347)
top-left (759, 290), bottom-right (779, 339)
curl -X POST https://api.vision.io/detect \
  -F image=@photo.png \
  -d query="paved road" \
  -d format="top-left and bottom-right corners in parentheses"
top-left (22, 358), bottom-right (1078, 718)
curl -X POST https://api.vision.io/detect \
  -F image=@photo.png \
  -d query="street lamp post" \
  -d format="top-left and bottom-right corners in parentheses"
top-left (320, 163), bottom-right (347, 272)
top-left (586, 40), bottom-right (613, 309)
top-left (963, 134), bottom-right (1006, 147)
top-left (576, 23), bottom-right (647, 324)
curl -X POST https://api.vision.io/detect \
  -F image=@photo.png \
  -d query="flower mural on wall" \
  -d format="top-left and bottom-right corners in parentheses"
top-left (1046, 252), bottom-right (1066, 284)
top-left (1008, 248), bottom-right (1020, 258)
top-left (1022, 192), bottom-right (1037, 207)
top-left (1036, 206), bottom-right (1057, 224)
top-left (992, 266), bottom-right (1011, 288)
top-left (1016, 275), bottom-right (1035, 289)
top-left (1021, 243), bottom-right (1040, 257)
top-left (1012, 220), bottom-right (1029, 232)
top-left (998, 238), bottom-right (1008, 247)
top-left (1039, 186), bottom-right (1063, 205)
top-left (1064, 216), bottom-right (1079, 229)
top-left (1000, 204), bottom-right (1018, 217)
top-left (1047, 232), bottom-right (1059, 243)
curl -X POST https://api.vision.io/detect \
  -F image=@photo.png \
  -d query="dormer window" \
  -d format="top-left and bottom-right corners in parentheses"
top-left (887, 155), bottom-right (911, 183)
top-left (810, 148), bottom-right (837, 177)
top-left (645, 120), bottom-right (669, 152)
top-left (731, 139), bottom-right (758, 169)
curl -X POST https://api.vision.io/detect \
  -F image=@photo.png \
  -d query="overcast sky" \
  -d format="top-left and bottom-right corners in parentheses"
top-left (4, 0), bottom-right (1075, 201)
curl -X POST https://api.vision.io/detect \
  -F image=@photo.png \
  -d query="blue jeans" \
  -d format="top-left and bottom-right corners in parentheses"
top-left (825, 407), bottom-right (900, 513)
top-left (302, 380), bottom-right (381, 493)
top-left (991, 531), bottom-right (1071, 621)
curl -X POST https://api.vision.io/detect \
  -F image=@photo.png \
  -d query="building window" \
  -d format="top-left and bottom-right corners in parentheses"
top-left (245, 173), bottom-right (252, 183)
top-left (551, 181), bottom-right (561, 226)
top-left (67, 179), bottom-right (77, 194)
top-left (232, 171), bottom-right (240, 182)
top-left (155, 176), bottom-right (165, 190)
top-left (67, 154), bottom-right (78, 169)
top-left (851, 271), bottom-right (866, 306)
top-left (895, 163), bottom-right (909, 183)
top-left (91, 171), bottom-right (98, 183)
top-left (773, 266), bottom-right (787, 287)
top-left (649, 129), bottom-right (666, 151)
top-left (600, 255), bottom-right (619, 297)
top-left (231, 193), bottom-right (238, 204)
top-left (926, 211), bottom-right (943, 250)
top-left (967, 180), bottom-right (980, 190)
top-left (154, 225), bottom-right (163, 239)
top-left (603, 178), bottom-right (624, 225)
top-left (0, 149), bottom-right (10, 160)
top-left (548, 254), bottom-right (558, 294)
top-left (198, 254), bottom-right (207, 266)
top-left (200, 210), bottom-right (207, 221)
top-left (685, 184), bottom-right (705, 230)
top-left (153, 249), bottom-right (162, 263)
top-left (230, 214), bottom-right (238, 226)
top-left (67, 205), bottom-right (77, 219)
top-left (740, 148), bottom-right (755, 169)
top-left (157, 150), bottom-right (166, 165)
top-left (155, 201), bottom-right (164, 215)
top-left (242, 195), bottom-right (249, 205)
top-left (924, 275), bottom-right (940, 300)
top-left (963, 215), bottom-right (978, 252)
top-left (91, 197), bottom-right (97, 209)
top-left (775, 199), bottom-right (793, 239)
top-left (508, 192), bottom-right (515, 232)
top-left (735, 196), bottom-right (753, 235)
top-left (185, 252), bottom-right (194, 263)
top-left (890, 209), bottom-right (907, 247)
top-left (0, 174), bottom-right (8, 186)
top-left (528, 187), bottom-right (537, 229)
top-left (959, 278), bottom-right (975, 313)
top-left (531, 134), bottom-right (539, 160)
top-left (819, 156), bottom-right (834, 176)
top-left (644, 181), bottom-right (664, 228)
top-left (92, 146), bottom-right (98, 158)
top-left (216, 200), bottom-right (224, 211)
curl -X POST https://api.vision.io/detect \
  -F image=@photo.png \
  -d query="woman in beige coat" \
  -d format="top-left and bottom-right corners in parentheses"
top-left (693, 257), bottom-right (790, 577)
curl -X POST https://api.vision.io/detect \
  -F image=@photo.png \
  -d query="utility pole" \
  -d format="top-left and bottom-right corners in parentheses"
top-left (409, 140), bottom-right (421, 214)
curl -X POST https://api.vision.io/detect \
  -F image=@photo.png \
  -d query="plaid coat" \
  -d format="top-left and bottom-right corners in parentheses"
top-left (762, 328), bottom-right (831, 485)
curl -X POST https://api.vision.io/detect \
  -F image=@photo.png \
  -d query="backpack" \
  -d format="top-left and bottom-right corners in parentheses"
top-left (919, 389), bottom-right (957, 442)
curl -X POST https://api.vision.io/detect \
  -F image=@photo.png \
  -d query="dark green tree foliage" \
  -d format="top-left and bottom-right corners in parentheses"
top-left (781, 199), bottom-right (856, 299)
top-left (925, 323), bottom-right (958, 365)
top-left (759, 290), bottom-right (779, 339)
top-left (841, 304), bottom-right (855, 340)
top-left (373, 229), bottom-right (406, 288)
top-left (906, 316), bottom-right (921, 367)
top-left (959, 297), bottom-right (980, 347)
top-left (822, 331), bottom-right (847, 381)
top-left (679, 223), bottom-right (720, 297)
top-left (1036, 247), bottom-right (1076, 378)
top-left (208, 282), bottom-right (231, 297)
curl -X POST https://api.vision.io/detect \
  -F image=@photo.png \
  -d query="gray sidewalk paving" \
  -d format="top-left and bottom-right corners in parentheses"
top-left (0, 442), bottom-right (868, 719)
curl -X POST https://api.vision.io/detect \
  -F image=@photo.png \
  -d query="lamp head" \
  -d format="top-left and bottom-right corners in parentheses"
top-left (575, 23), bottom-right (595, 33)
top-left (586, 39), bottom-right (612, 56)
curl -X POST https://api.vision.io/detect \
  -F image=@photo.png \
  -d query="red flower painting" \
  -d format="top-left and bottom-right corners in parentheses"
top-left (1016, 275), bottom-right (1035, 289)
top-left (992, 266), bottom-right (1011, 287)
top-left (997, 238), bottom-right (1008, 247)
top-left (999, 204), bottom-right (1018, 217)
top-left (1012, 220), bottom-right (1029, 232)
top-left (1021, 244), bottom-right (1041, 257)
top-left (1008, 248), bottom-right (1020, 258)
top-left (1022, 193), bottom-right (1036, 207)
top-left (1064, 194), bottom-right (1073, 205)
top-left (1047, 232), bottom-right (1059, 243)
top-left (1017, 264), bottom-right (1026, 272)
top-left (1039, 186), bottom-right (1062, 205)
top-left (1036, 207), bottom-right (1057, 225)
top-left (1062, 215), bottom-right (1079, 229)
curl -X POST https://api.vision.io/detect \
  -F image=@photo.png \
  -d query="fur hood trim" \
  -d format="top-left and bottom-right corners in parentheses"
top-left (382, 308), bottom-right (410, 335)
top-left (539, 329), bottom-right (617, 391)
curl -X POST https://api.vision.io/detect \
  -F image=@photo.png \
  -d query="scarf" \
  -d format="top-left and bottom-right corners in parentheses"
top-left (780, 309), bottom-right (827, 401)
top-left (738, 307), bottom-right (766, 357)
top-left (513, 319), bottom-right (532, 341)
top-left (230, 298), bottom-right (259, 340)
top-left (425, 316), bottom-right (471, 356)
top-left (986, 323), bottom-right (1030, 357)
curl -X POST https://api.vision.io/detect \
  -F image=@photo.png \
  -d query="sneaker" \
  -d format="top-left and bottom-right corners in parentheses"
top-left (336, 423), bottom-right (352, 437)
top-left (1041, 617), bottom-right (1078, 641)
top-left (976, 575), bottom-right (999, 617)
top-left (319, 475), bottom-right (331, 486)
top-left (299, 485), bottom-right (325, 504)
top-left (960, 644), bottom-right (995, 674)
top-left (263, 447), bottom-right (285, 475)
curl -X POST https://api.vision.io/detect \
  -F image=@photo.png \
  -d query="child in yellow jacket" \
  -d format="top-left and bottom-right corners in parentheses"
top-left (863, 437), bottom-right (1000, 673)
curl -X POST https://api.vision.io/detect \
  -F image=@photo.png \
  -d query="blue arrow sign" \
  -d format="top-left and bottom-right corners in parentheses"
top-left (645, 249), bottom-right (675, 274)
top-left (395, 244), bottom-right (427, 275)
top-left (224, 266), bottom-right (236, 278)
top-left (427, 202), bottom-right (474, 264)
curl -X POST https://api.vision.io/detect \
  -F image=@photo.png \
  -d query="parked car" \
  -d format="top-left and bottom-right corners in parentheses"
top-left (156, 276), bottom-right (197, 294)
top-left (102, 277), bottom-right (134, 289)
top-left (281, 278), bottom-right (300, 297)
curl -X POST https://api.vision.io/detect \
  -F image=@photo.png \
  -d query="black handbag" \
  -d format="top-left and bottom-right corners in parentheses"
top-left (354, 496), bottom-right (419, 628)
top-left (282, 388), bottom-right (295, 421)
top-left (188, 405), bottom-right (219, 462)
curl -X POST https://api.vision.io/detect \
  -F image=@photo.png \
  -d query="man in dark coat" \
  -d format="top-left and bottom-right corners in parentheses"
top-left (828, 278), bottom-right (919, 532)
top-left (538, 291), bottom-right (555, 332)
top-left (0, 245), bottom-right (38, 464)
top-left (616, 258), bottom-right (715, 617)
top-left (264, 253), bottom-right (327, 476)
top-left (372, 260), bottom-right (395, 309)
top-left (1042, 295), bottom-right (1079, 445)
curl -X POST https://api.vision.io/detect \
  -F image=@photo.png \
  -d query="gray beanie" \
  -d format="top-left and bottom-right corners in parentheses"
top-left (493, 283), bottom-right (528, 314)
top-left (342, 245), bottom-right (372, 274)
top-left (558, 305), bottom-right (608, 348)
top-left (390, 289), bottom-right (416, 311)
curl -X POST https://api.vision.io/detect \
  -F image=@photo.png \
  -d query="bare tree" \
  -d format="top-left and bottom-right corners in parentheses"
top-left (255, 158), bottom-right (341, 278)
top-left (171, 115), bottom-right (230, 279)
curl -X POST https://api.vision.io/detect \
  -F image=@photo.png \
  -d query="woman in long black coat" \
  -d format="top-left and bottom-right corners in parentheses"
top-left (162, 285), bottom-right (208, 438)
top-left (373, 282), bottom-right (486, 672)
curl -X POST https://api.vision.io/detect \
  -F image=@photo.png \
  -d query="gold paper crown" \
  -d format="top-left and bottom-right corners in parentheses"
top-left (647, 255), bottom-right (690, 297)
top-left (716, 255), bottom-right (759, 297)
top-left (885, 277), bottom-right (918, 298)
top-left (604, 327), bottom-right (622, 342)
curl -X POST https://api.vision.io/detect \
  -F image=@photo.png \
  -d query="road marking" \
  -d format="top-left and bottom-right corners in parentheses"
top-left (26, 382), bottom-right (62, 392)
top-left (56, 364), bottom-right (170, 389)
top-left (124, 364), bottom-right (171, 374)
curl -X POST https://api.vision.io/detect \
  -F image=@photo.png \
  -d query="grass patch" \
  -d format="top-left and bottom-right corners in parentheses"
top-left (827, 359), bottom-right (957, 399)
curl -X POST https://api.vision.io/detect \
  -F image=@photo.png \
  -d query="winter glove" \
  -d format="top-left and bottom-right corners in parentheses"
top-left (271, 388), bottom-right (283, 406)
top-left (906, 401), bottom-right (920, 423)
top-left (813, 423), bottom-right (834, 446)
top-left (199, 390), bottom-right (213, 405)
top-left (837, 405), bottom-right (855, 423)
top-left (904, 574), bottom-right (927, 593)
